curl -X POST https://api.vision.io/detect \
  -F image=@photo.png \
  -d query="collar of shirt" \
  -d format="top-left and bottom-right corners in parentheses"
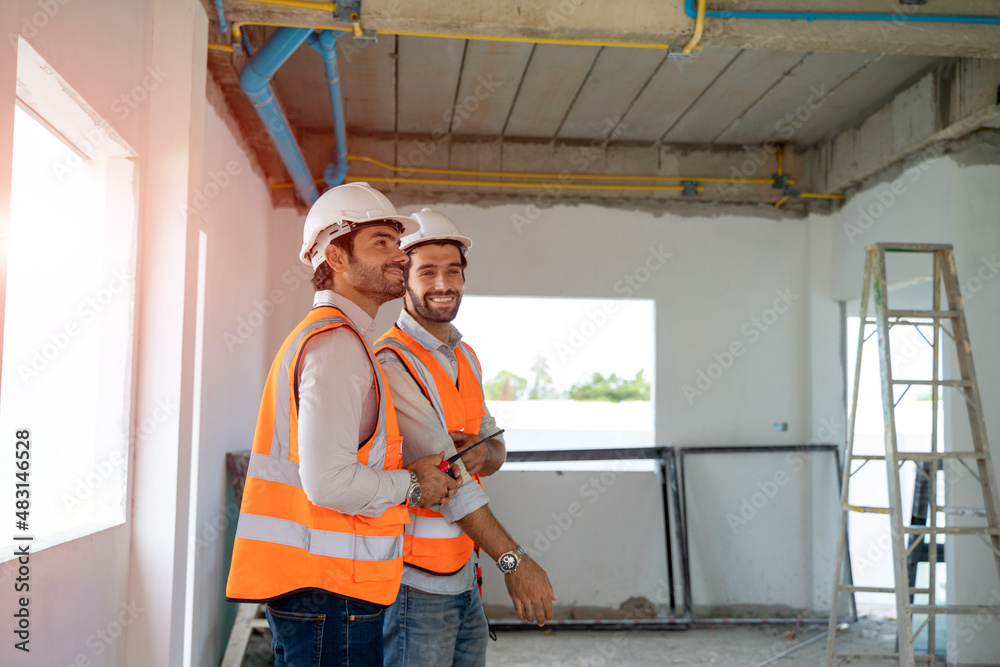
top-left (313, 290), bottom-right (378, 347)
top-left (396, 308), bottom-right (462, 355)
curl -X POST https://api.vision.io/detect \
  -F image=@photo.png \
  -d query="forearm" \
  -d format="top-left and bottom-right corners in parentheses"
top-left (479, 438), bottom-right (506, 477)
top-left (455, 505), bottom-right (519, 560)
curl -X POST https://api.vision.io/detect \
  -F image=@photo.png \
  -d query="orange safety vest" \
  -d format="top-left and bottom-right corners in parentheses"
top-left (375, 325), bottom-right (486, 575)
top-left (226, 306), bottom-right (408, 605)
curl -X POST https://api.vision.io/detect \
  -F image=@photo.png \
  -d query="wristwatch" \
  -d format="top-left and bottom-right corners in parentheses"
top-left (496, 546), bottom-right (525, 574)
top-left (405, 470), bottom-right (422, 507)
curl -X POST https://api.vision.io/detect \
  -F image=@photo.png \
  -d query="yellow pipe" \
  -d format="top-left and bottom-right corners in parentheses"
top-left (774, 191), bottom-right (846, 208)
top-left (247, 0), bottom-right (336, 10)
top-left (347, 154), bottom-right (792, 186)
top-left (349, 176), bottom-right (702, 192)
top-left (234, 21), bottom-right (349, 41)
top-left (271, 176), bottom-right (702, 193)
top-left (681, 0), bottom-right (706, 55)
top-left (776, 144), bottom-right (784, 177)
top-left (232, 20), bottom-right (673, 50)
top-left (387, 30), bottom-right (672, 50)
top-left (799, 192), bottom-right (845, 200)
top-left (208, 42), bottom-right (235, 52)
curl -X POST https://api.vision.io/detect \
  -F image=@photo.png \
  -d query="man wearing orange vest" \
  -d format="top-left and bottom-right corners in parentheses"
top-left (376, 209), bottom-right (557, 666)
top-left (226, 183), bottom-right (459, 667)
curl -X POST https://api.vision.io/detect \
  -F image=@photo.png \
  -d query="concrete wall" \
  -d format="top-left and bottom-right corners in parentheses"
top-left (823, 149), bottom-right (1000, 664)
top-left (0, 1), bottom-right (272, 665)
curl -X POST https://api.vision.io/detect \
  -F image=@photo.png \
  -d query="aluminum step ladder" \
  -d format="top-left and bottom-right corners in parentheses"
top-left (826, 243), bottom-right (1000, 667)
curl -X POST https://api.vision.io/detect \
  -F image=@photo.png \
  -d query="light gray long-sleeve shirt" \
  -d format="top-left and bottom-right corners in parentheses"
top-left (296, 290), bottom-right (410, 516)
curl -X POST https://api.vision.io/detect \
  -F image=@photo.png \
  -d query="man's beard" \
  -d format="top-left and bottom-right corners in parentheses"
top-left (349, 255), bottom-right (406, 300)
top-left (407, 285), bottom-right (462, 322)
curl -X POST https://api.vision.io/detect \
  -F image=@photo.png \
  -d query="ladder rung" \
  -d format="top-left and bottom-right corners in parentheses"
top-left (909, 605), bottom-right (1000, 615)
top-left (837, 585), bottom-right (931, 594)
top-left (891, 379), bottom-right (972, 386)
top-left (886, 309), bottom-right (960, 319)
top-left (903, 526), bottom-right (999, 535)
top-left (844, 504), bottom-right (892, 515)
top-left (833, 653), bottom-right (900, 661)
top-left (852, 452), bottom-right (987, 462)
top-left (898, 452), bottom-right (987, 461)
top-left (869, 242), bottom-right (953, 251)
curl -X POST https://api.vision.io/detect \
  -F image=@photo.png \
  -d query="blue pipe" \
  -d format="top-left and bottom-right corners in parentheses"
top-left (685, 0), bottom-right (1000, 24)
top-left (238, 27), bottom-right (320, 205)
top-left (308, 31), bottom-right (349, 189)
top-left (213, 0), bottom-right (228, 33)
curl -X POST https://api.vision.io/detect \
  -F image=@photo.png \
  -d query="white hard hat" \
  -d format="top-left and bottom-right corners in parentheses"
top-left (299, 182), bottom-right (419, 269)
top-left (401, 208), bottom-right (473, 255)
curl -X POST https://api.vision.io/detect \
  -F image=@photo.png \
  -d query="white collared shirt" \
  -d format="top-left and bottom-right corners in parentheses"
top-left (296, 290), bottom-right (410, 516)
top-left (377, 309), bottom-right (504, 593)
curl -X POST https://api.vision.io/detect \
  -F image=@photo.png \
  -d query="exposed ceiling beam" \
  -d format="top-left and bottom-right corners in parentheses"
top-left (279, 130), bottom-right (834, 215)
top-left (220, 0), bottom-right (1000, 59)
top-left (801, 58), bottom-right (1000, 193)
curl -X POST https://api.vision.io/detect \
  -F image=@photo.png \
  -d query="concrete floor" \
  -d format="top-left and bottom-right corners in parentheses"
top-left (244, 615), bottom-right (920, 666)
top-left (485, 616), bottom-right (915, 667)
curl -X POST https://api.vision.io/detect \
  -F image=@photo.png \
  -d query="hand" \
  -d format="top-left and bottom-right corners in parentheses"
top-left (450, 431), bottom-right (490, 478)
top-left (503, 556), bottom-right (557, 626)
top-left (406, 452), bottom-right (459, 508)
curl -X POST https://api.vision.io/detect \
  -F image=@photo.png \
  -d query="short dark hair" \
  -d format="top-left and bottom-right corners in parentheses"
top-left (403, 240), bottom-right (467, 281)
top-left (311, 231), bottom-right (357, 291)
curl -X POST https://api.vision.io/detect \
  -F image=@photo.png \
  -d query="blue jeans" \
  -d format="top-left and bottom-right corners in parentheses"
top-left (265, 590), bottom-right (385, 667)
top-left (383, 585), bottom-right (488, 667)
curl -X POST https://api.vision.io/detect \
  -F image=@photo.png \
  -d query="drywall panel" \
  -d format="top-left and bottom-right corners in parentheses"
top-left (186, 91), bottom-right (274, 667)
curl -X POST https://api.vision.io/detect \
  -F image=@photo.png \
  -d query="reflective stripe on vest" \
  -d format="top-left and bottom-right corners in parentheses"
top-left (376, 326), bottom-right (486, 575)
top-left (226, 306), bottom-right (407, 605)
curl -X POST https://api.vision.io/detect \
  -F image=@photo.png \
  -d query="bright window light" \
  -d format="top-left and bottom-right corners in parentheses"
top-left (0, 43), bottom-right (137, 556)
top-left (453, 296), bottom-right (655, 470)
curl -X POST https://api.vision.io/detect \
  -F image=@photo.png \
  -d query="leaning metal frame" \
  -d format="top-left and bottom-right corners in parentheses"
top-left (678, 444), bottom-right (858, 625)
top-left (487, 444), bottom-right (857, 630)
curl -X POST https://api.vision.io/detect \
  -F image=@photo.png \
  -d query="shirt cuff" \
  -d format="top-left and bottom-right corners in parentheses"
top-left (437, 479), bottom-right (490, 524)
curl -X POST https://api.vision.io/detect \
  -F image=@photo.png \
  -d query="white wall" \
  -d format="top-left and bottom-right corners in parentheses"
top-left (823, 150), bottom-right (1000, 664)
top-left (1, 1), bottom-right (150, 666)
top-left (185, 85), bottom-right (275, 667)
top-left (266, 201), bottom-right (838, 616)
top-left (0, 1), bottom-right (276, 665)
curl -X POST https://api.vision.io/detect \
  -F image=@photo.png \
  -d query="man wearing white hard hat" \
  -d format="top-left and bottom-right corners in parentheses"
top-left (227, 184), bottom-right (459, 667)
top-left (376, 209), bottom-right (557, 666)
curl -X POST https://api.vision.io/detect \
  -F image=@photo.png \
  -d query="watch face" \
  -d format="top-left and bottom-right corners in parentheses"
top-left (499, 552), bottom-right (518, 572)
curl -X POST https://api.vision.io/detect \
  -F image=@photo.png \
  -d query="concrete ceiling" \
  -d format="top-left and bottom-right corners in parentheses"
top-left (205, 0), bottom-right (1000, 213)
